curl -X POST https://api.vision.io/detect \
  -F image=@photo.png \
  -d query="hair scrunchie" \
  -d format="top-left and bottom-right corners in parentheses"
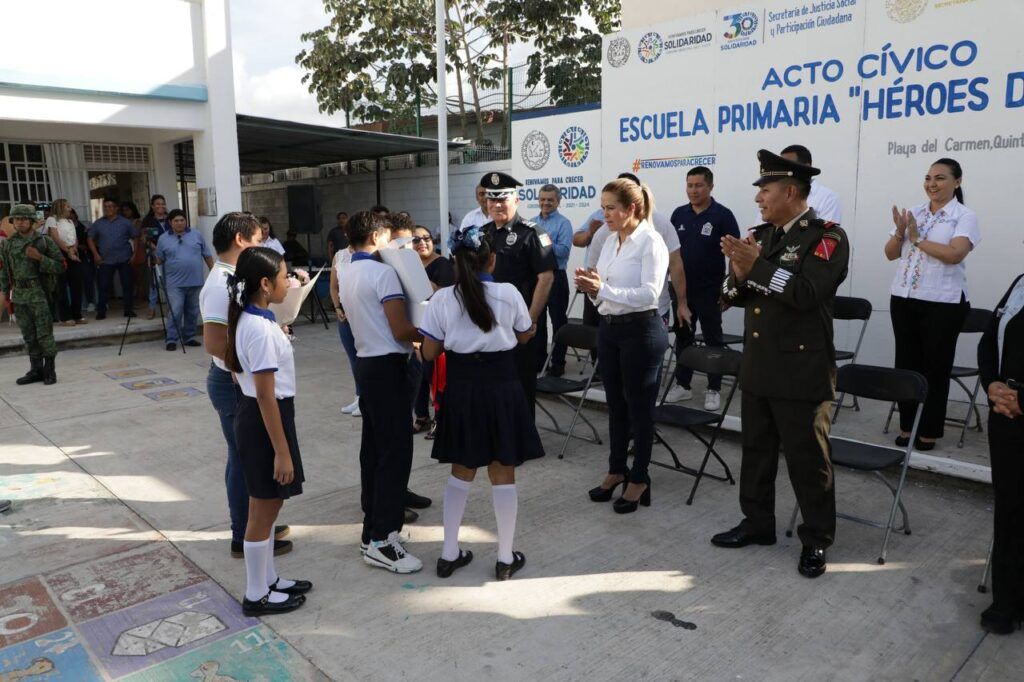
top-left (225, 274), bottom-right (247, 307)
top-left (449, 225), bottom-right (484, 254)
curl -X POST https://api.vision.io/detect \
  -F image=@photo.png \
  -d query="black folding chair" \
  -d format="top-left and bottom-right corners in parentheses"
top-left (831, 296), bottom-right (872, 422)
top-left (883, 308), bottom-right (990, 446)
top-left (978, 536), bottom-right (994, 593)
top-left (652, 346), bottom-right (741, 504)
top-left (788, 364), bottom-right (927, 564)
top-left (536, 323), bottom-right (602, 459)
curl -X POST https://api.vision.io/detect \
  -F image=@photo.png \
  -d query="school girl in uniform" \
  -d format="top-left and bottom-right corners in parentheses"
top-left (419, 226), bottom-right (544, 580)
top-left (224, 246), bottom-right (312, 615)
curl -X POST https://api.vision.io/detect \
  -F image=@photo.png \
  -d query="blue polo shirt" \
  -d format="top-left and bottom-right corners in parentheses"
top-left (88, 216), bottom-right (139, 264)
top-left (670, 199), bottom-right (740, 291)
top-left (156, 229), bottom-right (212, 287)
top-left (530, 210), bottom-right (573, 270)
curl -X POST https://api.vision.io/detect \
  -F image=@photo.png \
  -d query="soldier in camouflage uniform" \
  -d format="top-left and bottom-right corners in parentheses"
top-left (0, 204), bottom-right (64, 385)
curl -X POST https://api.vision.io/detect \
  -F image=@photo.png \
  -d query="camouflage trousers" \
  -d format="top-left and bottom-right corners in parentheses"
top-left (13, 301), bottom-right (57, 358)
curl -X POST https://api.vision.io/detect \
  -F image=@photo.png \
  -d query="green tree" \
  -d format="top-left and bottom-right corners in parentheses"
top-left (296, 0), bottom-right (620, 145)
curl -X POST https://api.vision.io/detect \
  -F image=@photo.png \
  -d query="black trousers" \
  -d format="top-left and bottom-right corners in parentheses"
top-left (415, 358), bottom-right (434, 420)
top-left (989, 411), bottom-right (1024, 612)
top-left (599, 314), bottom-right (668, 485)
top-left (890, 295), bottom-right (969, 439)
top-left (739, 392), bottom-right (836, 549)
top-left (355, 354), bottom-right (415, 542)
top-left (539, 269), bottom-right (570, 370)
top-left (55, 259), bottom-right (84, 322)
top-left (97, 261), bottom-right (134, 315)
top-left (674, 287), bottom-right (725, 391)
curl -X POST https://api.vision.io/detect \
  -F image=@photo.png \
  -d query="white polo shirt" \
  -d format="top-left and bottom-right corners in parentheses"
top-left (234, 306), bottom-right (296, 399)
top-left (338, 252), bottom-right (411, 357)
top-left (419, 276), bottom-right (533, 353)
top-left (808, 182), bottom-right (843, 223)
top-left (199, 261), bottom-right (234, 371)
top-left (592, 220), bottom-right (669, 316)
top-left (460, 207), bottom-right (489, 230)
top-left (889, 199), bottom-right (980, 303)
top-left (333, 248), bottom-right (354, 299)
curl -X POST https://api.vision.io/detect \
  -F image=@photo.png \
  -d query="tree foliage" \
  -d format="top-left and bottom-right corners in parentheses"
top-left (296, 0), bottom-right (620, 142)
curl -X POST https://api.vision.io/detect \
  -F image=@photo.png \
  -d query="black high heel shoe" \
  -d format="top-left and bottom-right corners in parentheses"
top-left (589, 475), bottom-right (628, 502)
top-left (613, 483), bottom-right (651, 514)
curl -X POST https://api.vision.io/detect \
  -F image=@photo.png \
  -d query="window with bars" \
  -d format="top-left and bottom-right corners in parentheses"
top-left (0, 143), bottom-right (51, 218)
top-left (82, 144), bottom-right (151, 171)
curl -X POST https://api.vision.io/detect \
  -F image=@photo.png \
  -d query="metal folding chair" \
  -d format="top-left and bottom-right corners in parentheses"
top-left (978, 536), bottom-right (994, 593)
top-left (536, 323), bottom-right (602, 459)
top-left (788, 364), bottom-right (928, 564)
top-left (831, 296), bottom-right (872, 422)
top-left (652, 346), bottom-right (741, 504)
top-left (883, 308), bottom-right (990, 446)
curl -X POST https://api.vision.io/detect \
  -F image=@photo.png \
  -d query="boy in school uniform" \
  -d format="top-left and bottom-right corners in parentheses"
top-left (338, 211), bottom-right (424, 573)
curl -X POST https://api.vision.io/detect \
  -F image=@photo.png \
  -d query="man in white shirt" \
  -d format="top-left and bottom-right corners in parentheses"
top-left (459, 183), bottom-right (489, 229)
top-left (200, 212), bottom-right (293, 559)
top-left (781, 145), bottom-right (842, 224)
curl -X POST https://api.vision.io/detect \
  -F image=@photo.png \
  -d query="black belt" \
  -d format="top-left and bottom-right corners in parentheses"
top-left (601, 309), bottom-right (658, 325)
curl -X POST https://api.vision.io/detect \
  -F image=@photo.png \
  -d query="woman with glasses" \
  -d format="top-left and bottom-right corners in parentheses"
top-left (412, 225), bottom-right (455, 436)
top-left (155, 209), bottom-right (214, 351)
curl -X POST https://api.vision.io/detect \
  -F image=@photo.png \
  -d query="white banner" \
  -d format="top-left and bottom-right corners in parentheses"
top-left (602, 0), bottom-right (1024, 366)
top-left (512, 105), bottom-right (603, 294)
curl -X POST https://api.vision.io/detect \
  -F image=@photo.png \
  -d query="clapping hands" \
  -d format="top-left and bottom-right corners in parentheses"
top-left (892, 206), bottom-right (920, 244)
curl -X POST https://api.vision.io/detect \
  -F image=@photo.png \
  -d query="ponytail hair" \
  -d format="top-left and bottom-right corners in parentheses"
top-left (224, 246), bottom-right (284, 373)
top-left (603, 177), bottom-right (655, 222)
top-left (933, 157), bottom-right (965, 204)
top-left (448, 226), bottom-right (496, 333)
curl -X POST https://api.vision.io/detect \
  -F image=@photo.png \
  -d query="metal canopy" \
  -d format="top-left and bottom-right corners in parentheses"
top-left (234, 114), bottom-right (463, 174)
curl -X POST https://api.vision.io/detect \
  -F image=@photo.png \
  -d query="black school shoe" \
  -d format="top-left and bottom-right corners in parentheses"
top-left (184, 339), bottom-right (202, 347)
top-left (404, 508), bottom-right (420, 524)
top-left (405, 489), bottom-right (433, 509)
top-left (798, 546), bottom-right (827, 578)
top-left (242, 591), bottom-right (305, 616)
top-left (495, 551), bottom-right (526, 581)
top-left (437, 550), bottom-right (474, 578)
top-left (269, 578), bottom-right (313, 595)
top-left (166, 342), bottom-right (177, 351)
top-left (980, 604), bottom-right (1020, 635)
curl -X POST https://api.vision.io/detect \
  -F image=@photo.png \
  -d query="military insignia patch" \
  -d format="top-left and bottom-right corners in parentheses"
top-left (823, 231), bottom-right (843, 242)
top-left (506, 231), bottom-right (518, 246)
top-left (491, 173), bottom-right (500, 186)
top-left (780, 245), bottom-right (800, 265)
top-left (813, 236), bottom-right (839, 261)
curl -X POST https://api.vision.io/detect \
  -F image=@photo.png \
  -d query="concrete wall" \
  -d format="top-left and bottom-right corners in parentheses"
top-left (241, 159), bottom-right (512, 259)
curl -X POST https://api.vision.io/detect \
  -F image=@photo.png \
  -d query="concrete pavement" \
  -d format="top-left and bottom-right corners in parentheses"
top-left (0, 322), bottom-right (1019, 681)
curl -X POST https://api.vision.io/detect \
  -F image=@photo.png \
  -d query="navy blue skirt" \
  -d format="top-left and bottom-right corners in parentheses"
top-left (431, 350), bottom-right (545, 468)
top-left (235, 395), bottom-right (305, 499)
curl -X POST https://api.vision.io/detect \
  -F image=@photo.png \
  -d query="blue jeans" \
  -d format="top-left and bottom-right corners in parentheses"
top-left (598, 314), bottom-right (668, 485)
top-left (165, 285), bottom-right (201, 344)
top-left (206, 364), bottom-right (248, 542)
top-left (148, 265), bottom-right (160, 310)
top-left (337, 320), bottom-right (360, 395)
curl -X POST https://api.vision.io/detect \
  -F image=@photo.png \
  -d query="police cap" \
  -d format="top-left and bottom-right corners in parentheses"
top-left (753, 149), bottom-right (820, 187)
top-left (9, 204), bottom-right (36, 219)
top-left (482, 171), bottom-right (522, 199)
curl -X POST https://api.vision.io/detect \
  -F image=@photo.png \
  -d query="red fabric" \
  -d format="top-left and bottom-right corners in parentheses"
top-left (431, 352), bottom-right (447, 412)
top-left (813, 237), bottom-right (838, 261)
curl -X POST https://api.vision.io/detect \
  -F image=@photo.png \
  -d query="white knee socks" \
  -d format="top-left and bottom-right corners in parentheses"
top-left (244, 537), bottom-right (288, 603)
top-left (442, 476), bottom-right (472, 562)
top-left (264, 540), bottom-right (294, 591)
top-left (491, 484), bottom-right (518, 565)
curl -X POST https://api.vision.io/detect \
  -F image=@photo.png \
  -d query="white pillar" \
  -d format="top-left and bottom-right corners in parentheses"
top-left (193, 0), bottom-right (241, 243)
top-left (436, 0), bottom-right (449, 255)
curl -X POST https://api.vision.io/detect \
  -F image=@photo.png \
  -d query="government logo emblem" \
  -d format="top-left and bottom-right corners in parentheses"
top-left (723, 11), bottom-right (758, 40)
top-left (558, 126), bottom-right (590, 168)
top-left (886, 0), bottom-right (928, 23)
top-left (520, 131), bottom-right (550, 171)
top-left (637, 32), bottom-right (663, 64)
top-left (607, 37), bottom-right (630, 67)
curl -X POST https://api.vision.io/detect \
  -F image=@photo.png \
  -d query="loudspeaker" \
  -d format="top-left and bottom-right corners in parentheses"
top-left (287, 185), bottom-right (322, 234)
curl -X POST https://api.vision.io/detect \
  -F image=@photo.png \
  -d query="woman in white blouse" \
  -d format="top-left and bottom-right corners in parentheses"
top-left (44, 199), bottom-right (86, 326)
top-left (885, 158), bottom-right (979, 450)
top-left (576, 178), bottom-right (668, 513)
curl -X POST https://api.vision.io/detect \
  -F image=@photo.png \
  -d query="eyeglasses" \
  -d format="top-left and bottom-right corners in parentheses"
top-left (411, 236), bottom-right (432, 244)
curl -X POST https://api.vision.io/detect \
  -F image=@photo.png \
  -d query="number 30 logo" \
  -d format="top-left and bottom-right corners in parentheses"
top-left (723, 12), bottom-right (758, 40)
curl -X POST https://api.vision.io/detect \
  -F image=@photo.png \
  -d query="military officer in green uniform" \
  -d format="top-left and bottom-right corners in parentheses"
top-left (711, 150), bottom-right (850, 579)
top-left (0, 204), bottom-right (64, 385)
top-left (481, 172), bottom-right (556, 410)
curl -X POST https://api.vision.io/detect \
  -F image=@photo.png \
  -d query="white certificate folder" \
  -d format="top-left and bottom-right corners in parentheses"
top-left (378, 248), bottom-right (434, 328)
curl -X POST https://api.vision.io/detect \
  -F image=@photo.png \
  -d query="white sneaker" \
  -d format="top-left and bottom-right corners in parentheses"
top-left (341, 398), bottom-right (360, 414)
top-left (704, 390), bottom-right (721, 411)
top-left (351, 403), bottom-right (361, 417)
top-left (665, 385), bottom-right (693, 402)
top-left (364, 531), bottom-right (422, 573)
top-left (360, 531), bottom-right (410, 555)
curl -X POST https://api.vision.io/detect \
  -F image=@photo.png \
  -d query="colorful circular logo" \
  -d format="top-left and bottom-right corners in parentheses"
top-left (638, 32), bottom-right (663, 64)
top-left (558, 126), bottom-right (590, 168)
top-left (520, 130), bottom-right (550, 171)
top-left (607, 37), bottom-right (630, 68)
